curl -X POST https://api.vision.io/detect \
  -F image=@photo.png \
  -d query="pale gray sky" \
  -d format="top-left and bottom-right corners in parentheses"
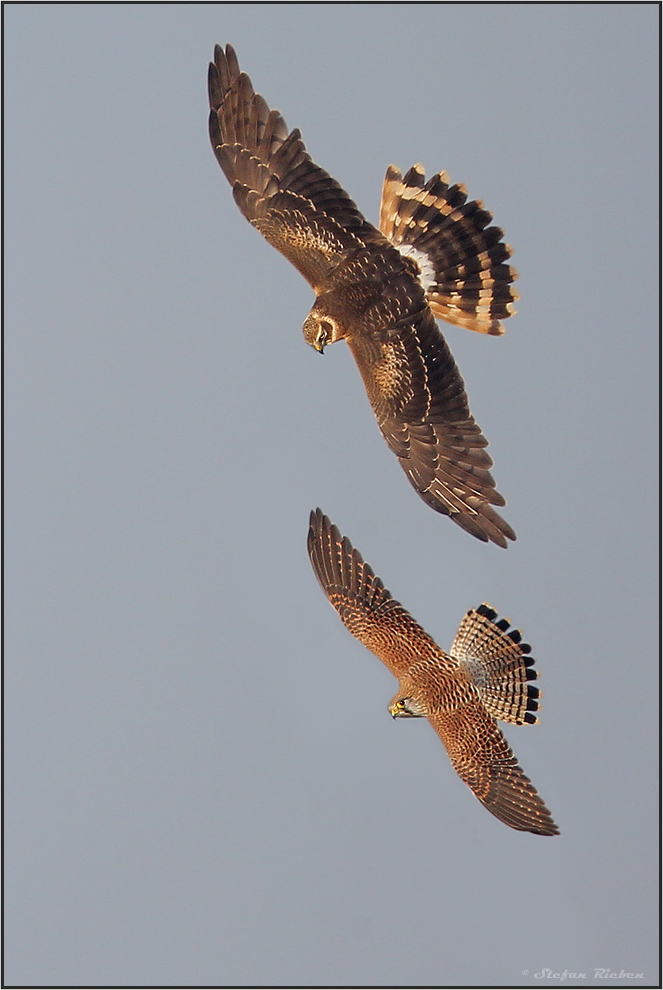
top-left (5, 4), bottom-right (659, 987)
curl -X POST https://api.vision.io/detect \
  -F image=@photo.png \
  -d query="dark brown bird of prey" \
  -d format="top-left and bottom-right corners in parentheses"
top-left (308, 509), bottom-right (558, 835)
top-left (209, 45), bottom-right (520, 547)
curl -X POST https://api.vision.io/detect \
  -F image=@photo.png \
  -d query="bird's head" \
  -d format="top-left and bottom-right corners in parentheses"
top-left (389, 695), bottom-right (428, 719)
top-left (302, 310), bottom-right (343, 354)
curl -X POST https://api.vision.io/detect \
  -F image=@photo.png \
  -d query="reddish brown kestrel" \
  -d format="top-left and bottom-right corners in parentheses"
top-left (307, 509), bottom-right (558, 835)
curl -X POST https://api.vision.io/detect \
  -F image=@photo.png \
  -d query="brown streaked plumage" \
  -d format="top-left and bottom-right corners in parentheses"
top-left (209, 45), bottom-right (519, 547)
top-left (307, 509), bottom-right (559, 836)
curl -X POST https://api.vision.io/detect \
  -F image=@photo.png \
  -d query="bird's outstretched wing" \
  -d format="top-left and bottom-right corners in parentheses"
top-left (380, 164), bottom-right (519, 336)
top-left (208, 44), bottom-right (382, 291)
top-left (430, 703), bottom-right (559, 835)
top-left (346, 308), bottom-right (516, 546)
top-left (307, 509), bottom-right (446, 679)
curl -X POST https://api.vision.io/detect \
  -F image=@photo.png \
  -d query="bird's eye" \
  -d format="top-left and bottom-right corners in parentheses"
top-left (319, 320), bottom-right (333, 334)
top-left (397, 699), bottom-right (406, 709)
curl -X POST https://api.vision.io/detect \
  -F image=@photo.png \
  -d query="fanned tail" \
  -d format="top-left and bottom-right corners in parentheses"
top-left (451, 603), bottom-right (540, 725)
top-left (380, 164), bottom-right (519, 336)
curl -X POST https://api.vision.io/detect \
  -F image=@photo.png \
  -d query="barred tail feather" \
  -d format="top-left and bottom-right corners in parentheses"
top-left (450, 603), bottom-right (540, 725)
top-left (379, 164), bottom-right (519, 335)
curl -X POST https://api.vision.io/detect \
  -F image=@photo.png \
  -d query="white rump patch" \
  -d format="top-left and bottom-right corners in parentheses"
top-left (396, 244), bottom-right (437, 292)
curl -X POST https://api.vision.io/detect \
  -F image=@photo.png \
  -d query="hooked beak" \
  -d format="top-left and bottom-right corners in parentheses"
top-left (314, 342), bottom-right (325, 354)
